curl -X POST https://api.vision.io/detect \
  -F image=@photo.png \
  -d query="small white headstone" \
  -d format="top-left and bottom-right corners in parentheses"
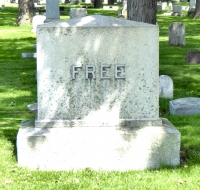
top-left (168, 3), bottom-right (172, 10)
top-left (162, 2), bottom-right (167, 10)
top-left (31, 15), bottom-right (46, 32)
top-left (159, 75), bottom-right (173, 98)
top-left (123, 0), bottom-right (127, 10)
top-left (85, 0), bottom-right (92, 3)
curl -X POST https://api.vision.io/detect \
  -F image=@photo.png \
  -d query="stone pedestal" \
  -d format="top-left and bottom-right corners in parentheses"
top-left (17, 15), bottom-right (180, 171)
top-left (17, 118), bottom-right (180, 171)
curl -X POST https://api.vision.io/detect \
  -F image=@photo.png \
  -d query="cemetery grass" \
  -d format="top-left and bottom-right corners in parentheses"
top-left (1, 5), bottom-right (200, 190)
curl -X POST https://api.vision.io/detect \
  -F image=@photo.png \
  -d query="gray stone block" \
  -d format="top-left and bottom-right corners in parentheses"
top-left (17, 118), bottom-right (180, 171)
top-left (170, 97), bottom-right (200, 115)
top-left (185, 50), bottom-right (200, 64)
top-left (157, 4), bottom-right (162, 12)
top-left (70, 8), bottom-right (87, 19)
top-left (45, 0), bottom-right (60, 23)
top-left (21, 53), bottom-right (37, 58)
top-left (173, 5), bottom-right (182, 14)
top-left (169, 22), bottom-right (185, 46)
top-left (27, 103), bottom-right (38, 113)
top-left (36, 15), bottom-right (160, 127)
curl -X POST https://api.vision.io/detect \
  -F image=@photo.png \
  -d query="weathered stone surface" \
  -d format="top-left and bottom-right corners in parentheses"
top-left (169, 22), bottom-right (185, 46)
top-left (44, 0), bottom-right (60, 23)
top-left (173, 5), bottom-right (182, 13)
top-left (190, 0), bottom-right (196, 9)
top-left (27, 103), bottom-right (38, 113)
top-left (159, 75), bottom-right (173, 98)
top-left (170, 97), bottom-right (200, 115)
top-left (17, 15), bottom-right (180, 171)
top-left (169, 3), bottom-right (173, 10)
top-left (36, 15), bottom-right (160, 128)
top-left (17, 118), bottom-right (180, 171)
top-left (185, 50), bottom-right (200, 64)
top-left (162, 2), bottom-right (167, 10)
top-left (70, 8), bottom-right (87, 19)
top-left (157, 4), bottom-right (162, 12)
top-left (21, 53), bottom-right (37, 58)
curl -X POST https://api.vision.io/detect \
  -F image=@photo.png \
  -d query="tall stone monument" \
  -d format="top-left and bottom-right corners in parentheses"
top-left (44, 0), bottom-right (60, 23)
top-left (17, 15), bottom-right (180, 171)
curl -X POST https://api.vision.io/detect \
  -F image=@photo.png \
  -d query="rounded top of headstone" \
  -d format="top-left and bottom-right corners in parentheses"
top-left (38, 15), bottom-right (157, 28)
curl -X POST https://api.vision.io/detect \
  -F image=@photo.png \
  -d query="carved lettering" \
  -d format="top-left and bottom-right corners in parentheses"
top-left (71, 64), bottom-right (125, 80)
top-left (115, 64), bottom-right (125, 79)
top-left (72, 65), bottom-right (82, 79)
top-left (100, 64), bottom-right (111, 79)
top-left (85, 64), bottom-right (96, 79)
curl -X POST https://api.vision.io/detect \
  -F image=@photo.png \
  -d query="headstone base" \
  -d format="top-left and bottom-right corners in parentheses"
top-left (17, 118), bottom-right (180, 171)
top-left (44, 18), bottom-right (60, 23)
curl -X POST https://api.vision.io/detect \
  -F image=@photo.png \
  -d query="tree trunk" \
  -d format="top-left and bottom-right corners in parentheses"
top-left (108, 0), bottom-right (115, 4)
top-left (16, 0), bottom-right (34, 25)
top-left (194, 0), bottom-right (200, 18)
top-left (127, 0), bottom-right (157, 25)
top-left (94, 0), bottom-right (103, 8)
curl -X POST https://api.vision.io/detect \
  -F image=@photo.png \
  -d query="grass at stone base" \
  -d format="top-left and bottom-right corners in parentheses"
top-left (1, 4), bottom-right (200, 190)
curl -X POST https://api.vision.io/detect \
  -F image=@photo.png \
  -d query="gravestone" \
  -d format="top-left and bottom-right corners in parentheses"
top-left (123, 0), bottom-right (127, 10)
top-left (40, 0), bottom-right (46, 4)
top-left (190, 0), bottom-right (196, 9)
top-left (185, 50), bottom-right (200, 64)
top-left (31, 15), bottom-right (46, 32)
top-left (85, 0), bottom-right (92, 3)
top-left (172, 5), bottom-right (182, 14)
top-left (44, 0), bottom-right (60, 23)
top-left (168, 2), bottom-right (172, 10)
top-left (169, 22), bottom-right (185, 46)
top-left (21, 53), bottom-right (37, 58)
top-left (157, 4), bottom-right (162, 12)
top-left (170, 97), bottom-right (200, 115)
top-left (159, 75), bottom-right (173, 98)
top-left (70, 8), bottom-right (87, 19)
top-left (27, 103), bottom-right (38, 114)
top-left (17, 15), bottom-right (180, 171)
top-left (71, 0), bottom-right (79, 4)
top-left (162, 2), bottom-right (167, 10)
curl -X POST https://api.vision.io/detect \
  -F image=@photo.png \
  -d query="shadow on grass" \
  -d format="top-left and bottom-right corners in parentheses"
top-left (0, 112), bottom-right (35, 161)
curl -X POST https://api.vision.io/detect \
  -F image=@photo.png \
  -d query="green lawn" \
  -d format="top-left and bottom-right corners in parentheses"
top-left (1, 3), bottom-right (200, 190)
